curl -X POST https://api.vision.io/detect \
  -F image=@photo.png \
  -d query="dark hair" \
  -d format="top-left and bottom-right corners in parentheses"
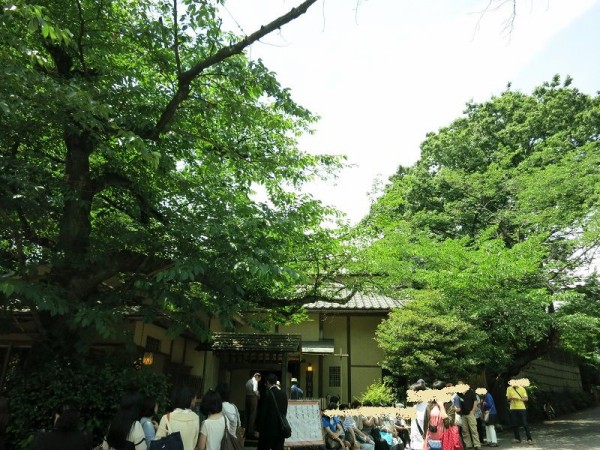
top-left (351, 400), bottom-right (361, 409)
top-left (327, 402), bottom-right (338, 410)
top-left (107, 392), bottom-right (142, 449)
top-left (200, 390), bottom-right (222, 416)
top-left (410, 383), bottom-right (426, 392)
top-left (215, 383), bottom-right (231, 402)
top-left (172, 386), bottom-right (196, 410)
top-left (0, 397), bottom-right (9, 434)
top-left (140, 397), bottom-right (157, 418)
top-left (432, 380), bottom-right (445, 390)
top-left (339, 404), bottom-right (349, 411)
top-left (266, 373), bottom-right (278, 386)
top-left (54, 403), bottom-right (81, 431)
top-left (362, 401), bottom-right (373, 407)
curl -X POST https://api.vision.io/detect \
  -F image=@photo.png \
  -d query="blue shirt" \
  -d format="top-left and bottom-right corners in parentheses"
top-left (322, 415), bottom-right (341, 432)
top-left (483, 393), bottom-right (497, 415)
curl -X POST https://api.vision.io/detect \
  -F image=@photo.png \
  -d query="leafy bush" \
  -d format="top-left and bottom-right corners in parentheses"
top-left (358, 381), bottom-right (395, 405)
top-left (5, 353), bottom-right (169, 450)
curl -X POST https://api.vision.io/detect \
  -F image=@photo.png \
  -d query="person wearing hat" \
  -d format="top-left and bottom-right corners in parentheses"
top-left (290, 378), bottom-right (304, 400)
top-left (245, 373), bottom-right (261, 438)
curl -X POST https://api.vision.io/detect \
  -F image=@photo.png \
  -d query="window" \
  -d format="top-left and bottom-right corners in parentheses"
top-left (146, 336), bottom-right (161, 352)
top-left (329, 366), bottom-right (341, 387)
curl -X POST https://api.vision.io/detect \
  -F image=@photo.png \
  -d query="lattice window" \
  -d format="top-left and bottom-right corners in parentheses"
top-left (146, 336), bottom-right (161, 352)
top-left (329, 366), bottom-right (341, 387)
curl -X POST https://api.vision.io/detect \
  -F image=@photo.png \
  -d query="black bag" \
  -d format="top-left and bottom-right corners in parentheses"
top-left (148, 431), bottom-right (184, 450)
top-left (269, 389), bottom-right (292, 438)
top-left (280, 415), bottom-right (292, 439)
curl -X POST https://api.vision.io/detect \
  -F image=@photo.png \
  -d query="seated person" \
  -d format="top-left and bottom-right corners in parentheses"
top-left (322, 410), bottom-right (349, 449)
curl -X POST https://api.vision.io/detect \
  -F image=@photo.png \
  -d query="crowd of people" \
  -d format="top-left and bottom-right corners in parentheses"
top-left (2, 374), bottom-right (535, 450)
top-left (16, 371), bottom-right (291, 450)
top-left (322, 377), bottom-right (533, 450)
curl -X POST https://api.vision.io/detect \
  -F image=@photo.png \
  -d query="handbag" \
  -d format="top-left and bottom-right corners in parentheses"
top-left (268, 388), bottom-right (292, 438)
top-left (221, 417), bottom-right (243, 450)
top-left (233, 404), bottom-right (245, 448)
top-left (149, 413), bottom-right (184, 450)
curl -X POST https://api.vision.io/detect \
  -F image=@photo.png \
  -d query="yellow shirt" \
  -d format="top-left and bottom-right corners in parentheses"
top-left (506, 386), bottom-right (527, 410)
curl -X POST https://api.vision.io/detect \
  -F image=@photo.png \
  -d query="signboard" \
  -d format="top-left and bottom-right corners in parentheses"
top-left (284, 400), bottom-right (324, 447)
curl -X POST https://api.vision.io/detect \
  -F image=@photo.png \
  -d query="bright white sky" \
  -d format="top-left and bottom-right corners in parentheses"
top-left (221, 0), bottom-right (600, 224)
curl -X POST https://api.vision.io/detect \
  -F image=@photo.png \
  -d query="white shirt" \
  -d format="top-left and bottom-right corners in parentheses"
top-left (222, 402), bottom-right (241, 435)
top-left (200, 414), bottom-right (226, 450)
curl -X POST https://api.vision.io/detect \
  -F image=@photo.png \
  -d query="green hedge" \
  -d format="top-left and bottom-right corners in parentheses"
top-left (5, 353), bottom-right (169, 450)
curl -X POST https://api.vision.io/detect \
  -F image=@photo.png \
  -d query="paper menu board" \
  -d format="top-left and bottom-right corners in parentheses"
top-left (284, 400), bottom-right (324, 447)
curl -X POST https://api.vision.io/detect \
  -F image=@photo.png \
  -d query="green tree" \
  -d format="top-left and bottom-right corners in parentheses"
top-left (0, 0), bottom-right (353, 360)
top-left (362, 77), bottom-right (600, 380)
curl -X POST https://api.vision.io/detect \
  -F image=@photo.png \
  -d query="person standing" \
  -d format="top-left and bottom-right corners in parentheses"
top-left (155, 386), bottom-right (200, 450)
top-left (290, 378), bottom-right (304, 400)
top-left (197, 390), bottom-right (226, 450)
top-left (256, 373), bottom-right (288, 450)
top-left (215, 383), bottom-right (241, 437)
top-left (506, 379), bottom-right (533, 445)
top-left (31, 403), bottom-right (92, 450)
top-left (245, 373), bottom-right (261, 438)
top-left (455, 382), bottom-right (481, 450)
top-left (481, 390), bottom-right (498, 447)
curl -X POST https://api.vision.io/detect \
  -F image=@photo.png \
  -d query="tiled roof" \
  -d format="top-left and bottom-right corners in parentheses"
top-left (210, 332), bottom-right (301, 352)
top-left (303, 291), bottom-right (404, 311)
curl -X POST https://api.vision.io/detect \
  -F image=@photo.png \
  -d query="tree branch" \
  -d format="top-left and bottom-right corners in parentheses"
top-left (93, 172), bottom-right (168, 225)
top-left (173, 0), bottom-right (181, 75)
top-left (144, 0), bottom-right (317, 141)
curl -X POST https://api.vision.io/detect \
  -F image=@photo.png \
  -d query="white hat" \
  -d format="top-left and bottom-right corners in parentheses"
top-left (291, 377), bottom-right (298, 383)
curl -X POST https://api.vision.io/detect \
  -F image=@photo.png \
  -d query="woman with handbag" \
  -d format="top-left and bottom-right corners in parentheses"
top-left (215, 383), bottom-right (243, 445)
top-left (421, 399), bottom-right (448, 450)
top-left (156, 387), bottom-right (200, 450)
top-left (197, 390), bottom-right (226, 450)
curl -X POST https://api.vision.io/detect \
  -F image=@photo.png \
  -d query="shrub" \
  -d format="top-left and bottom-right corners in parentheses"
top-left (358, 381), bottom-right (395, 405)
top-left (5, 353), bottom-right (169, 450)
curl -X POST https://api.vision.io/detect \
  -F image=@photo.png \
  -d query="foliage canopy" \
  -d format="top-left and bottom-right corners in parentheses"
top-left (362, 76), bottom-right (600, 381)
top-left (0, 0), bottom-right (354, 358)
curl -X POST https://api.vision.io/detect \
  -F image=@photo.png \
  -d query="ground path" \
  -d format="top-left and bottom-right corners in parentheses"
top-left (495, 405), bottom-right (600, 449)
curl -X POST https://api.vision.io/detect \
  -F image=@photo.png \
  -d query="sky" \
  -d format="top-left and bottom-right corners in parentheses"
top-left (220, 0), bottom-right (600, 224)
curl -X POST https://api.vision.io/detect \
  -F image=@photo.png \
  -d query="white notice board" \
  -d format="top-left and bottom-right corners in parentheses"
top-left (284, 400), bottom-right (324, 447)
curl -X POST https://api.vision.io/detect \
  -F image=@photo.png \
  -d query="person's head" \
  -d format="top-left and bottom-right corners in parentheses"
top-left (417, 378), bottom-right (427, 388)
top-left (53, 403), bottom-right (81, 432)
top-left (410, 382), bottom-right (426, 392)
top-left (200, 389), bottom-right (222, 416)
top-left (215, 383), bottom-right (231, 402)
top-left (339, 404), bottom-right (349, 411)
top-left (140, 397), bottom-right (158, 418)
top-left (362, 401), bottom-right (373, 407)
top-left (327, 401), bottom-right (338, 410)
top-left (265, 373), bottom-right (278, 388)
top-left (290, 377), bottom-right (298, 385)
top-left (351, 400), bottom-right (361, 409)
top-left (432, 380), bottom-right (445, 390)
top-left (254, 372), bottom-right (261, 381)
top-left (172, 386), bottom-right (197, 410)
top-left (107, 392), bottom-right (143, 448)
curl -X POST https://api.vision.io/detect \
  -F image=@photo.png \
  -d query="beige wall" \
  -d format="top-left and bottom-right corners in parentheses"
top-left (521, 358), bottom-right (583, 391)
